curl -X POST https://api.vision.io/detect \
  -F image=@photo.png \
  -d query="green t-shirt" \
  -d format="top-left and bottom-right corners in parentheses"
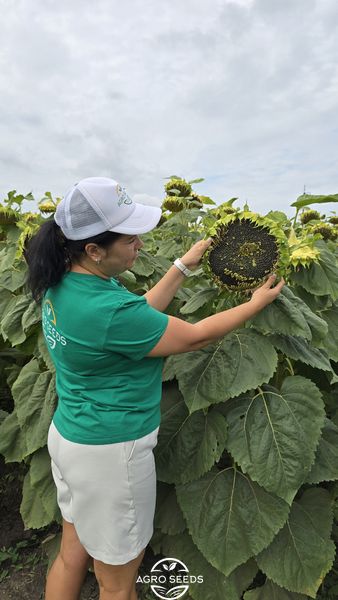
top-left (42, 271), bottom-right (169, 444)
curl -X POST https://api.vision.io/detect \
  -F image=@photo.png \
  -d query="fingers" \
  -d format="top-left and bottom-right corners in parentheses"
top-left (275, 277), bottom-right (285, 291)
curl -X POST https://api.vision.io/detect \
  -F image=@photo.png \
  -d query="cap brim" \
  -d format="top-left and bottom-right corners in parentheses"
top-left (108, 202), bottom-right (162, 235)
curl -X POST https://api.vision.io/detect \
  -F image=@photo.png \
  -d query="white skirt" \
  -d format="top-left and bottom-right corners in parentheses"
top-left (47, 420), bottom-right (159, 565)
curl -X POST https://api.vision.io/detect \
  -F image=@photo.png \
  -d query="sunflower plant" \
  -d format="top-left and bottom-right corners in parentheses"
top-left (0, 183), bottom-right (338, 600)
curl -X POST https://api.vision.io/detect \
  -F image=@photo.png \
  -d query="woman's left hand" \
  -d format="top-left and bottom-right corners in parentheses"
top-left (180, 238), bottom-right (213, 270)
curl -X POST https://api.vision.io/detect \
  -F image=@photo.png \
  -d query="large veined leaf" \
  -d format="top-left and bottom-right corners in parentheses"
top-left (130, 250), bottom-right (155, 276)
top-left (20, 469), bottom-right (51, 529)
top-left (224, 376), bottom-right (325, 503)
top-left (1, 294), bottom-right (32, 345)
top-left (0, 267), bottom-right (27, 292)
top-left (267, 334), bottom-right (337, 382)
top-left (154, 482), bottom-right (187, 535)
top-left (28, 446), bottom-right (60, 524)
top-left (0, 227), bottom-right (21, 270)
top-left (176, 467), bottom-right (289, 577)
top-left (0, 409), bottom-right (28, 462)
top-left (154, 382), bottom-right (228, 484)
top-left (250, 290), bottom-right (311, 340)
top-left (257, 488), bottom-right (335, 598)
top-left (293, 284), bottom-right (332, 312)
top-left (281, 286), bottom-right (328, 345)
top-left (306, 418), bottom-right (338, 484)
top-left (11, 358), bottom-right (57, 454)
top-left (164, 330), bottom-right (278, 413)
top-left (318, 303), bottom-right (338, 361)
top-left (180, 288), bottom-right (219, 314)
top-left (244, 579), bottom-right (309, 599)
top-left (21, 298), bottom-right (42, 331)
top-left (291, 243), bottom-right (338, 301)
top-left (291, 192), bottom-right (338, 208)
top-left (161, 531), bottom-right (257, 600)
top-left (34, 330), bottom-right (56, 373)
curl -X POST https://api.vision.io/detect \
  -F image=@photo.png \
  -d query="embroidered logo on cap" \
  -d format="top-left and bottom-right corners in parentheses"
top-left (117, 185), bottom-right (133, 207)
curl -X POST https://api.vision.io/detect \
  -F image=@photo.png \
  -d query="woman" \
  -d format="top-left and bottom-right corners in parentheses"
top-left (24, 176), bottom-right (284, 600)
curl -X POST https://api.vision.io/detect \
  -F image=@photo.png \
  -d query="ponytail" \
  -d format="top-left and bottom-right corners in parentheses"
top-left (24, 219), bottom-right (122, 304)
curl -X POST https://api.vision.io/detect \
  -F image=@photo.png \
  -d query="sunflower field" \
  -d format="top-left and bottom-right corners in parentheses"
top-left (1, 179), bottom-right (338, 599)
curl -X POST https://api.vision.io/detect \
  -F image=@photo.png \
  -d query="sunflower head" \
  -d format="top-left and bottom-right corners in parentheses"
top-left (164, 178), bottom-right (192, 198)
top-left (162, 196), bottom-right (186, 213)
top-left (329, 216), bottom-right (338, 225)
top-left (289, 244), bottom-right (321, 268)
top-left (300, 209), bottom-right (321, 225)
top-left (38, 201), bottom-right (56, 214)
top-left (189, 192), bottom-right (203, 208)
top-left (202, 211), bottom-right (290, 292)
top-left (310, 222), bottom-right (337, 241)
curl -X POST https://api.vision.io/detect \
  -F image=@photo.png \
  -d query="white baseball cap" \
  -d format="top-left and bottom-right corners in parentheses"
top-left (54, 176), bottom-right (162, 240)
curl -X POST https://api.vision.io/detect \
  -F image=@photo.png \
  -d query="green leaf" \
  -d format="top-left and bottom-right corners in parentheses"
top-left (264, 211), bottom-right (290, 225)
top-left (156, 238), bottom-right (184, 260)
top-left (199, 195), bottom-right (216, 205)
top-left (188, 178), bottom-right (205, 184)
top-left (291, 243), bottom-right (338, 301)
top-left (130, 251), bottom-right (154, 276)
top-left (29, 446), bottom-right (60, 522)
top-left (169, 330), bottom-right (278, 413)
top-left (161, 531), bottom-right (258, 600)
top-left (250, 289), bottom-right (312, 341)
top-left (0, 409), bottom-right (28, 462)
top-left (0, 288), bottom-right (13, 320)
top-left (267, 334), bottom-right (335, 376)
top-left (0, 267), bottom-right (27, 292)
top-left (154, 482), bottom-right (187, 535)
top-left (1, 294), bottom-right (31, 345)
top-left (21, 299), bottom-right (41, 331)
top-left (224, 376), bottom-right (325, 503)
top-left (180, 288), bottom-right (219, 314)
top-left (34, 331), bottom-right (56, 372)
top-left (0, 228), bottom-right (21, 270)
top-left (291, 193), bottom-right (338, 209)
top-left (154, 382), bottom-right (228, 484)
top-left (20, 469), bottom-right (51, 529)
top-left (176, 467), bottom-right (289, 577)
top-left (11, 358), bottom-right (57, 454)
top-left (318, 303), bottom-right (338, 361)
top-left (244, 579), bottom-right (309, 599)
top-left (281, 286), bottom-right (328, 345)
top-left (293, 285), bottom-right (332, 312)
top-left (306, 418), bottom-right (338, 484)
top-left (257, 488), bottom-right (335, 598)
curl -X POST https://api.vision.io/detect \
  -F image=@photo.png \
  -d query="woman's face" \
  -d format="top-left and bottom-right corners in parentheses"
top-left (83, 234), bottom-right (144, 278)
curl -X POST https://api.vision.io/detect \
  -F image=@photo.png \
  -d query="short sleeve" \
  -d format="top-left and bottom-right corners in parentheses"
top-left (103, 294), bottom-right (169, 360)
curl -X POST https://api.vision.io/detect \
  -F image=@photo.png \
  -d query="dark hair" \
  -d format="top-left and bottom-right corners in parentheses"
top-left (23, 218), bottom-right (122, 304)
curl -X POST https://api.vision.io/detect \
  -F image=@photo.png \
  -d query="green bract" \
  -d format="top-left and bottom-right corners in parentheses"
top-left (202, 211), bottom-right (290, 291)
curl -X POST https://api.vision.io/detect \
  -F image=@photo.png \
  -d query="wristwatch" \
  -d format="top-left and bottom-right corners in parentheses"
top-left (173, 258), bottom-right (192, 277)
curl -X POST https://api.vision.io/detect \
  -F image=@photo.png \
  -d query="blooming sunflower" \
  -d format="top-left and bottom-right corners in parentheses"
top-left (203, 211), bottom-right (290, 291)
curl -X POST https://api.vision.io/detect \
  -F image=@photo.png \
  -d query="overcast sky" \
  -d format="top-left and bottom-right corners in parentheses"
top-left (1, 0), bottom-right (338, 218)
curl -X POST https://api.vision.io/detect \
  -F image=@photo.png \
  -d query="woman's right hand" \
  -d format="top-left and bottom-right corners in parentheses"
top-left (249, 274), bottom-right (285, 309)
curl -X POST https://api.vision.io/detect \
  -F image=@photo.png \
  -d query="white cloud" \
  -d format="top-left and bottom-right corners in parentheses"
top-left (0, 0), bottom-right (337, 219)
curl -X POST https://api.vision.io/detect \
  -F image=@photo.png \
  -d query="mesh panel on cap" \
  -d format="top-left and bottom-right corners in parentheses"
top-left (70, 189), bottom-right (102, 228)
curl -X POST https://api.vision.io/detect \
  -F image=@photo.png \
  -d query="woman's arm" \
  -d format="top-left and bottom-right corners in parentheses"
top-left (147, 274), bottom-right (285, 356)
top-left (144, 239), bottom-right (212, 311)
